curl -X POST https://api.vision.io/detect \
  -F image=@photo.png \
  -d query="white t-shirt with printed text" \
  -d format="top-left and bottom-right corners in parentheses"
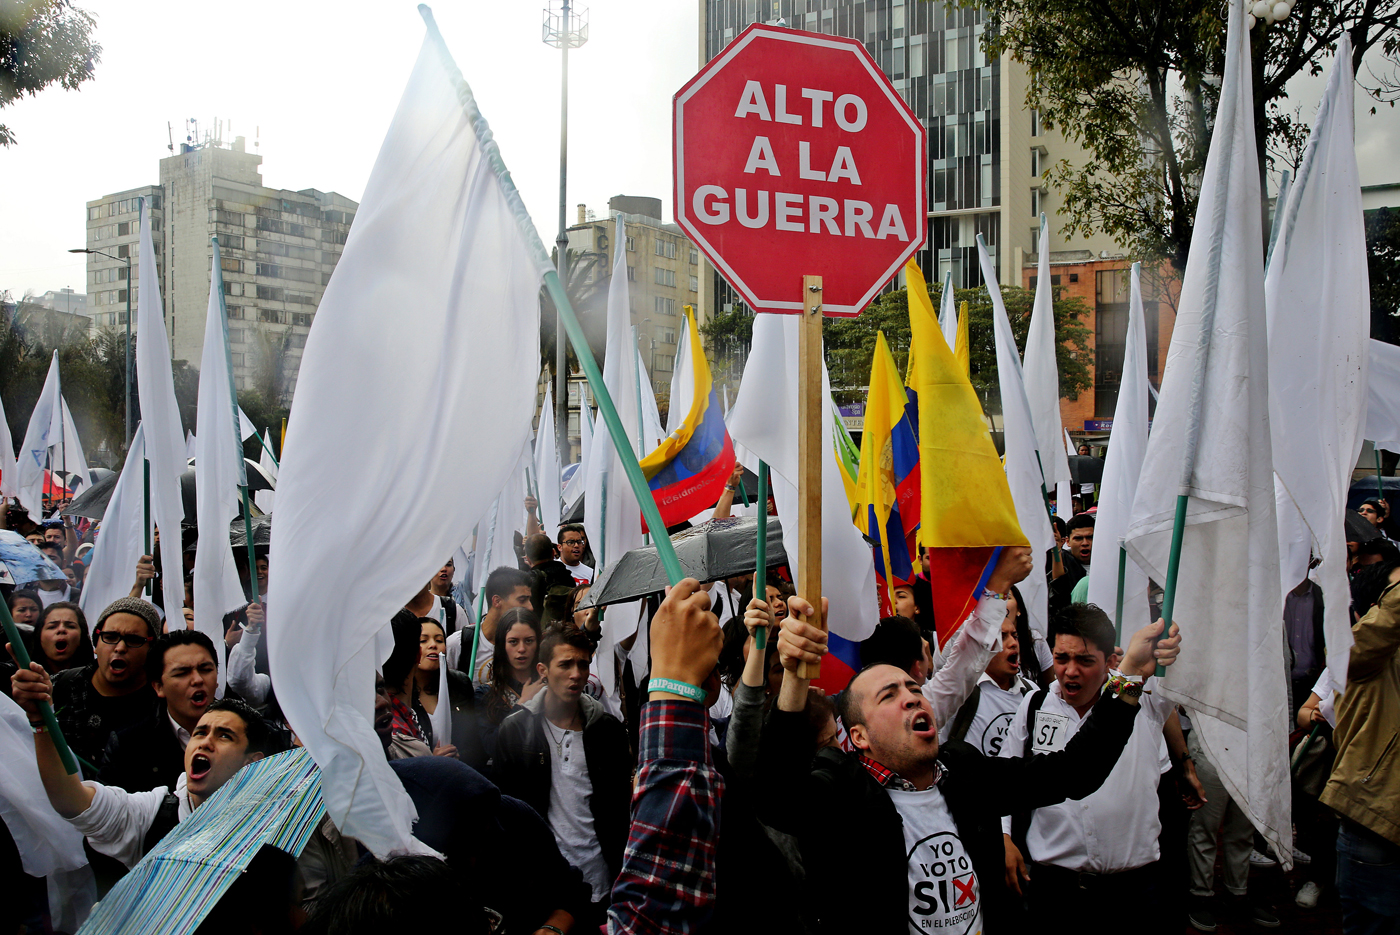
top-left (888, 785), bottom-right (983, 935)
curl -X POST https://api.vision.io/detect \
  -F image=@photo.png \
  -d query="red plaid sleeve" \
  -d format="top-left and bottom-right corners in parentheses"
top-left (607, 699), bottom-right (724, 935)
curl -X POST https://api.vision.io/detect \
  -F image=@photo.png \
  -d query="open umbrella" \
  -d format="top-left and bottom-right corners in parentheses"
top-left (1345, 509), bottom-right (1380, 545)
top-left (0, 530), bottom-right (66, 584)
top-left (76, 747), bottom-right (326, 935)
top-left (229, 514), bottom-right (272, 549)
top-left (1067, 455), bottom-right (1105, 486)
top-left (581, 514), bottom-right (786, 609)
top-left (62, 461), bottom-right (272, 523)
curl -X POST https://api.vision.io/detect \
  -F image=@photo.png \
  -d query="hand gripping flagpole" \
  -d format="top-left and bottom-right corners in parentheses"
top-left (419, 5), bottom-right (685, 589)
top-left (0, 596), bottom-right (80, 774)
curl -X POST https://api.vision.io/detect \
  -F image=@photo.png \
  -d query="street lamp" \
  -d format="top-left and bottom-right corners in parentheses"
top-left (69, 247), bottom-right (133, 446)
top-left (543, 0), bottom-right (589, 465)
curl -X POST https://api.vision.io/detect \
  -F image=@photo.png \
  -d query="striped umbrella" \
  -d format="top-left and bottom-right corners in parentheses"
top-left (78, 747), bottom-right (326, 935)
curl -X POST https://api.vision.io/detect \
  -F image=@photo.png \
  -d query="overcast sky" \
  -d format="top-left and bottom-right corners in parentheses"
top-left (3, 2), bottom-right (1399, 299)
top-left (0, 0), bottom-right (698, 298)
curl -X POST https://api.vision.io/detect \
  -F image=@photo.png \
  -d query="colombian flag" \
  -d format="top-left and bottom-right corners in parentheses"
top-left (855, 332), bottom-right (920, 614)
top-left (906, 261), bottom-right (1028, 646)
top-left (638, 309), bottom-right (736, 530)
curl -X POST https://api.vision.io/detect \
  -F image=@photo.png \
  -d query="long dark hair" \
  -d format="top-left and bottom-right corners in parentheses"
top-left (484, 608), bottom-right (542, 724)
top-left (30, 601), bottom-right (94, 674)
top-left (1007, 584), bottom-right (1044, 686)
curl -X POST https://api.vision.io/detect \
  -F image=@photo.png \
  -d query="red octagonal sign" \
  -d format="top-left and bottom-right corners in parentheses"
top-left (675, 24), bottom-right (926, 317)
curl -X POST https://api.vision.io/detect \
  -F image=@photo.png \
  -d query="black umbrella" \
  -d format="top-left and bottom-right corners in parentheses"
top-left (230, 514), bottom-right (272, 549)
top-left (1067, 455), bottom-right (1105, 486)
top-left (581, 515), bottom-right (786, 609)
top-left (62, 460), bottom-right (273, 523)
top-left (1345, 509), bottom-right (1380, 545)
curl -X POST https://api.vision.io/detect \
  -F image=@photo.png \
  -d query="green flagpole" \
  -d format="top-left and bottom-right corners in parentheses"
top-left (754, 461), bottom-right (769, 651)
top-left (0, 599), bottom-right (80, 774)
top-left (1375, 446), bottom-right (1385, 502)
top-left (419, 4), bottom-right (684, 589)
top-left (1114, 545), bottom-right (1128, 646)
top-left (143, 459), bottom-right (152, 598)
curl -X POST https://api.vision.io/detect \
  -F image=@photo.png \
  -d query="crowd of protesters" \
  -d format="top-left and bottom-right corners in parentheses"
top-left (1, 472), bottom-right (1398, 935)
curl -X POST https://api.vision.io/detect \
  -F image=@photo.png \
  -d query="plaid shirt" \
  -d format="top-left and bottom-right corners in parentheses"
top-left (608, 700), bottom-right (724, 935)
top-left (859, 753), bottom-right (945, 792)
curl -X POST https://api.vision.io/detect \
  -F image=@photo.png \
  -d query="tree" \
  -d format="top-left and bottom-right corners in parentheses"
top-left (982, 0), bottom-right (1400, 270)
top-left (1, 0), bottom-right (101, 147)
top-left (1368, 206), bottom-right (1400, 345)
top-left (698, 281), bottom-right (1094, 413)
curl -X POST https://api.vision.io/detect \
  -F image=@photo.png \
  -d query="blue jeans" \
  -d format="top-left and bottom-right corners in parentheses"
top-left (1337, 820), bottom-right (1400, 935)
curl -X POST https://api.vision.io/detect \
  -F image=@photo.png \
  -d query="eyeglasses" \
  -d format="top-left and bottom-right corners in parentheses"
top-left (96, 630), bottom-right (153, 648)
top-left (561, 539), bottom-right (585, 546)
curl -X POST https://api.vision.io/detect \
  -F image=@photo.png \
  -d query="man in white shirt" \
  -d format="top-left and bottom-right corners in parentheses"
top-left (941, 601), bottom-right (1038, 757)
top-left (759, 553), bottom-right (1182, 935)
top-left (1000, 603), bottom-right (1174, 924)
top-left (557, 524), bottom-right (594, 585)
top-left (10, 664), bottom-right (271, 869)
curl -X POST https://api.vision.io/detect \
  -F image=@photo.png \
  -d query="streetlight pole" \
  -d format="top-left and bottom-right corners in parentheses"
top-left (544, 1), bottom-right (588, 465)
top-left (70, 247), bottom-right (133, 447)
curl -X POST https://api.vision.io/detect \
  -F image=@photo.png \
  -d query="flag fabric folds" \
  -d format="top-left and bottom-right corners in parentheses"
top-left (0, 392), bottom-right (15, 499)
top-left (729, 312), bottom-right (880, 670)
top-left (855, 332), bottom-right (918, 611)
top-left (255, 427), bottom-right (278, 514)
top-left (584, 216), bottom-right (648, 693)
top-left (265, 32), bottom-right (544, 858)
top-left (15, 352), bottom-right (61, 519)
top-left (980, 238), bottom-right (1054, 652)
top-left (666, 312), bottom-right (694, 438)
top-left (1124, 0), bottom-right (1290, 866)
top-left (1023, 214), bottom-right (1072, 492)
top-left (80, 425), bottom-right (148, 618)
top-left (638, 308), bottom-right (736, 530)
top-left (1085, 264), bottom-right (1152, 635)
top-left (636, 347), bottom-right (666, 456)
top-left (1367, 339), bottom-right (1400, 454)
top-left (136, 197), bottom-right (189, 623)
top-left (905, 260), bottom-right (1026, 645)
top-left (1265, 35), bottom-right (1368, 693)
top-left (534, 384), bottom-right (562, 536)
top-left (193, 244), bottom-right (250, 696)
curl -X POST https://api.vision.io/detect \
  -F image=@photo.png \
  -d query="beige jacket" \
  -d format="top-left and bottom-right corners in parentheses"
top-left (1320, 581), bottom-right (1400, 844)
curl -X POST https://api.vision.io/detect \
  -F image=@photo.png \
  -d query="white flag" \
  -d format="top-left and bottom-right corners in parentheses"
top-left (80, 424), bottom-right (148, 619)
top-left (266, 33), bottom-right (543, 858)
top-left (255, 427), bottom-right (277, 515)
top-left (938, 271), bottom-right (958, 351)
top-left (1057, 429), bottom-right (1074, 520)
top-left (1367, 339), bottom-right (1400, 454)
top-left (666, 316), bottom-right (694, 438)
top-left (0, 391), bottom-right (16, 499)
top-left (534, 384), bottom-right (562, 537)
top-left (238, 407), bottom-right (259, 442)
top-left (194, 245), bottom-right (251, 696)
top-left (51, 398), bottom-right (91, 497)
top-left (1023, 214), bottom-right (1072, 490)
top-left (981, 238), bottom-right (1054, 649)
top-left (1124, 0), bottom-right (1290, 866)
top-left (728, 312), bottom-right (878, 644)
top-left (636, 346), bottom-right (665, 453)
top-left (562, 404), bottom-right (593, 508)
top-left (136, 195), bottom-right (189, 623)
top-left (1265, 35), bottom-right (1368, 691)
top-left (15, 351), bottom-right (61, 519)
top-left (1085, 264), bottom-right (1152, 635)
top-left (584, 216), bottom-right (647, 693)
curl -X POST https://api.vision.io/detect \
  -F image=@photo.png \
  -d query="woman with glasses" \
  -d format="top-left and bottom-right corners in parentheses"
top-left (50, 597), bottom-right (161, 776)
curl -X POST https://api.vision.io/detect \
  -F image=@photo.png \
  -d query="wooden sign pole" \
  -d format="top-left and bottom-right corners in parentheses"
top-left (796, 275), bottom-right (825, 679)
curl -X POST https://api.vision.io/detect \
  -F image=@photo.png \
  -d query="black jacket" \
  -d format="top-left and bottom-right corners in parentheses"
top-left (389, 756), bottom-right (592, 931)
top-left (494, 691), bottom-right (634, 881)
top-left (98, 708), bottom-right (186, 793)
top-left (758, 691), bottom-right (1139, 934)
top-left (431, 669), bottom-right (490, 777)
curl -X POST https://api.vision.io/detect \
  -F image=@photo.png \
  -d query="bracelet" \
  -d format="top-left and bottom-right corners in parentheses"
top-left (648, 677), bottom-right (707, 703)
top-left (981, 588), bottom-right (1008, 601)
top-left (30, 722), bottom-right (48, 734)
top-left (1104, 671), bottom-right (1148, 699)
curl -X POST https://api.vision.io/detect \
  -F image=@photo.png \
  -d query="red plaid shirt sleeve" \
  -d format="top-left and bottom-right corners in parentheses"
top-left (607, 699), bottom-right (724, 935)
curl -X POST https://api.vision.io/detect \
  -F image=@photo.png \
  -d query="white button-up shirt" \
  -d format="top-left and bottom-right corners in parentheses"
top-left (68, 772), bottom-right (193, 870)
top-left (921, 595), bottom-right (1007, 730)
top-left (999, 678), bottom-right (1170, 873)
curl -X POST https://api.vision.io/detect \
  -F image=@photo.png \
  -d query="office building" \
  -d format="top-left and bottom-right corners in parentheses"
top-left (85, 136), bottom-right (357, 401)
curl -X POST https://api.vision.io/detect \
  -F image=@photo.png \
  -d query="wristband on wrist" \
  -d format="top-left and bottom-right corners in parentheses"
top-left (648, 677), bottom-right (707, 703)
top-left (981, 588), bottom-right (1008, 601)
top-left (31, 722), bottom-right (48, 734)
top-left (1104, 670), bottom-right (1147, 699)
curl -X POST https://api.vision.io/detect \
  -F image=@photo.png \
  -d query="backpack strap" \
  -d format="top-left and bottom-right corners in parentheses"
top-left (141, 793), bottom-right (181, 857)
top-left (946, 682), bottom-right (985, 745)
top-left (438, 594), bottom-right (457, 636)
top-left (1009, 688), bottom-right (1050, 853)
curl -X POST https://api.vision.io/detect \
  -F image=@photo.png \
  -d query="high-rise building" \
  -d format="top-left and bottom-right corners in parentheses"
top-left (562, 195), bottom-right (702, 456)
top-left (697, 0), bottom-right (1122, 292)
top-left (84, 137), bottom-right (357, 401)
